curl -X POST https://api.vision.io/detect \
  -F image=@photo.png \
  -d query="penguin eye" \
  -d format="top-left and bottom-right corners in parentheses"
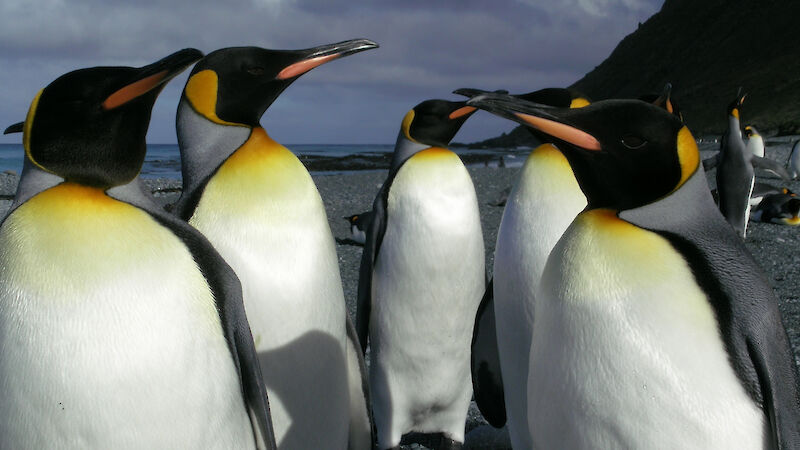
top-left (621, 135), bottom-right (647, 149)
top-left (246, 66), bottom-right (265, 76)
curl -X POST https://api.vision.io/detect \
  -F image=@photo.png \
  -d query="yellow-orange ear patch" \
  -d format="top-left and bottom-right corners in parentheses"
top-left (184, 70), bottom-right (239, 126)
top-left (676, 126), bottom-right (699, 189)
top-left (401, 109), bottom-right (416, 142)
top-left (23, 89), bottom-right (48, 172)
top-left (102, 71), bottom-right (167, 110)
top-left (570, 97), bottom-right (591, 108)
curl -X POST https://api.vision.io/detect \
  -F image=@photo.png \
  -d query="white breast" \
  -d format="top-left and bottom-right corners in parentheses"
top-left (189, 135), bottom-right (349, 448)
top-left (0, 188), bottom-right (254, 449)
top-left (528, 210), bottom-right (766, 449)
top-left (370, 149), bottom-right (485, 444)
top-left (492, 145), bottom-right (586, 449)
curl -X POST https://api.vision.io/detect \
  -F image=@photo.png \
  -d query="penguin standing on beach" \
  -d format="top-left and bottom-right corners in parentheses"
top-left (467, 92), bottom-right (800, 448)
top-left (788, 140), bottom-right (800, 179)
top-left (717, 93), bottom-right (756, 237)
top-left (0, 50), bottom-right (278, 449)
top-left (454, 86), bottom-right (590, 448)
top-left (744, 125), bottom-right (765, 158)
top-left (173, 40), bottom-right (377, 450)
top-left (357, 99), bottom-right (484, 449)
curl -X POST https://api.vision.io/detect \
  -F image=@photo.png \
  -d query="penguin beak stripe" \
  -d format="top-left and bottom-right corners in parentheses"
top-left (666, 100), bottom-right (674, 114)
top-left (514, 112), bottom-right (601, 151)
top-left (102, 70), bottom-right (169, 110)
top-left (449, 106), bottom-right (476, 120)
top-left (277, 54), bottom-right (340, 80)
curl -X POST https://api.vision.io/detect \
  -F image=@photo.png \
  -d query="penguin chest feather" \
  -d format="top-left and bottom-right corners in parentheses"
top-left (372, 149), bottom-right (484, 434)
top-left (0, 183), bottom-right (254, 449)
top-left (190, 129), bottom-right (346, 348)
top-left (530, 209), bottom-right (767, 448)
top-left (190, 130), bottom-right (349, 447)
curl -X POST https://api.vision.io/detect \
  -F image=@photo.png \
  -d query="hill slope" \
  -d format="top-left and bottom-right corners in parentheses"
top-left (470, 0), bottom-right (800, 147)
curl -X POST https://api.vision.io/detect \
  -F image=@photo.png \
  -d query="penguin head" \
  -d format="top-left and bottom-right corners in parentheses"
top-left (726, 89), bottom-right (747, 119)
top-left (455, 87), bottom-right (590, 146)
top-left (181, 39), bottom-right (378, 127)
top-left (744, 126), bottom-right (759, 138)
top-left (399, 99), bottom-right (478, 148)
top-left (639, 83), bottom-right (683, 122)
top-left (5, 49), bottom-right (202, 188)
top-left (467, 93), bottom-right (697, 211)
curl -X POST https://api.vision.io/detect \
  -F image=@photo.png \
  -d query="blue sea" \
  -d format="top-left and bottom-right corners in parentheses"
top-left (0, 143), bottom-right (524, 179)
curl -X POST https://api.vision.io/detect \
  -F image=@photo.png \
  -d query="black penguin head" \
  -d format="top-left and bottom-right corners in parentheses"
top-left (399, 99), bottom-right (477, 147)
top-left (744, 126), bottom-right (758, 138)
top-left (467, 93), bottom-right (698, 211)
top-left (726, 89), bottom-right (747, 119)
top-left (181, 39), bottom-right (378, 127)
top-left (6, 49), bottom-right (202, 188)
top-left (639, 83), bottom-right (683, 122)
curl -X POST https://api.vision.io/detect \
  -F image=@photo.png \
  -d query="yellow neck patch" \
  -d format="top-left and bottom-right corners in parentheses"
top-left (675, 126), bottom-right (699, 191)
top-left (530, 143), bottom-right (571, 168)
top-left (184, 70), bottom-right (241, 126)
top-left (570, 97), bottom-right (591, 108)
top-left (410, 147), bottom-right (457, 162)
top-left (401, 109), bottom-right (417, 142)
top-left (192, 127), bottom-right (317, 223)
top-left (23, 89), bottom-right (47, 172)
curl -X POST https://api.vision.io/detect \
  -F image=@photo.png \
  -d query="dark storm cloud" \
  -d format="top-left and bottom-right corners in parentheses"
top-left (0, 0), bottom-right (663, 144)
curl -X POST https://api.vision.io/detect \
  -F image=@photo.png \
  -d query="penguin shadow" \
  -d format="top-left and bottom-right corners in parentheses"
top-left (257, 331), bottom-right (348, 449)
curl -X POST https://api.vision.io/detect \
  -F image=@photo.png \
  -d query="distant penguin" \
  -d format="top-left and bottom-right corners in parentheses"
top-left (749, 182), bottom-right (792, 207)
top-left (356, 99), bottom-right (484, 449)
top-left (752, 191), bottom-right (800, 225)
top-left (788, 140), bottom-right (800, 179)
top-left (0, 50), bottom-right (278, 449)
top-left (716, 92), bottom-right (754, 237)
top-left (744, 125), bottom-right (765, 157)
top-left (173, 40), bottom-right (378, 450)
top-left (454, 86), bottom-right (590, 449)
top-left (344, 211), bottom-right (373, 245)
top-left (467, 92), bottom-right (800, 448)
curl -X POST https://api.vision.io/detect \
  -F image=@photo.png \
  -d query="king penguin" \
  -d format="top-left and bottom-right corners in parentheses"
top-left (744, 125), bottom-right (766, 158)
top-left (0, 50), bottom-right (278, 449)
top-left (467, 92), bottom-right (800, 448)
top-left (717, 92), bottom-right (756, 237)
top-left (356, 99), bottom-right (485, 449)
top-left (173, 40), bottom-right (377, 450)
top-left (454, 86), bottom-right (590, 449)
top-left (788, 139), bottom-right (800, 179)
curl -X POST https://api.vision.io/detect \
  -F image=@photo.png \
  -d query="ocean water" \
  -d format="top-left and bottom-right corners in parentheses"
top-left (0, 143), bottom-right (399, 180)
top-left (0, 142), bottom-right (522, 180)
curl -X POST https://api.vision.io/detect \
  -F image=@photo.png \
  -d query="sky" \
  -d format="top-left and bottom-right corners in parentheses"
top-left (0, 0), bottom-right (663, 145)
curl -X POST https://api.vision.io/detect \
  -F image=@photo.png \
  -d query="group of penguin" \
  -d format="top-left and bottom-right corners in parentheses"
top-left (0, 36), bottom-right (798, 450)
top-left (701, 91), bottom-right (800, 237)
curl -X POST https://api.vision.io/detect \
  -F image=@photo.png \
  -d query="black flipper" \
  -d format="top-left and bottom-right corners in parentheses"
top-left (345, 313), bottom-right (375, 449)
top-left (355, 182), bottom-right (389, 354)
top-left (752, 155), bottom-right (792, 180)
top-left (111, 184), bottom-right (278, 450)
top-left (470, 279), bottom-right (507, 428)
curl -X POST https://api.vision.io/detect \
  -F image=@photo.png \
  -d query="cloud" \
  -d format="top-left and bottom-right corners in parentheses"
top-left (0, 0), bottom-right (663, 144)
